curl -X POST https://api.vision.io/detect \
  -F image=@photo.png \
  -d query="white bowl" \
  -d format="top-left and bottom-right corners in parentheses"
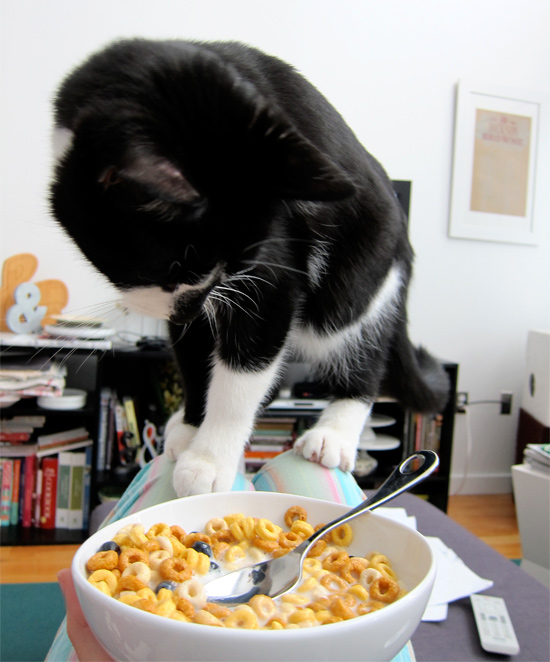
top-left (72, 492), bottom-right (435, 662)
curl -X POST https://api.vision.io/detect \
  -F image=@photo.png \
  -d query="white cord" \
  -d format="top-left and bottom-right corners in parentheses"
top-left (451, 405), bottom-right (474, 496)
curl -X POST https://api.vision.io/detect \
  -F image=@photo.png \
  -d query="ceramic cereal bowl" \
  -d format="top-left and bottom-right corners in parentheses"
top-left (72, 491), bottom-right (435, 661)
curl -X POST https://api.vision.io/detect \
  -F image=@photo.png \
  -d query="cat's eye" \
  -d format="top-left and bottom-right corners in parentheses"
top-left (99, 166), bottom-right (122, 190)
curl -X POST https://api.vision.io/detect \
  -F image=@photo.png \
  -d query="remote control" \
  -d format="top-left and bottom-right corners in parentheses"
top-left (470, 594), bottom-right (520, 655)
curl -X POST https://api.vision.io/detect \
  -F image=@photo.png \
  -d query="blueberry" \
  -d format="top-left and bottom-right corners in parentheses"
top-left (155, 580), bottom-right (178, 593)
top-left (192, 541), bottom-right (213, 558)
top-left (98, 541), bottom-right (121, 554)
top-left (210, 561), bottom-right (219, 571)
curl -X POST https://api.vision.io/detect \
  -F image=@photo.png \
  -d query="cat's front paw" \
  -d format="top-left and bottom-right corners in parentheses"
top-left (294, 428), bottom-right (357, 472)
top-left (163, 414), bottom-right (198, 461)
top-left (172, 450), bottom-right (236, 496)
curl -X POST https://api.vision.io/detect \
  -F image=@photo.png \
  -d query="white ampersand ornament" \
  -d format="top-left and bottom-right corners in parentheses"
top-left (6, 282), bottom-right (47, 333)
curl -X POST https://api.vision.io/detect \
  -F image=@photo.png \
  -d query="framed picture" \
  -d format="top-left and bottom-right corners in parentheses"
top-left (449, 80), bottom-right (549, 246)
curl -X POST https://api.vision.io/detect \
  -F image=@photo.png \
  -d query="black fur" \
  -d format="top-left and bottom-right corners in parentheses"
top-left (50, 39), bottom-right (449, 489)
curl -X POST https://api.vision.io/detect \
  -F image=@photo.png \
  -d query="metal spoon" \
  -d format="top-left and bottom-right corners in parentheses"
top-left (204, 450), bottom-right (439, 605)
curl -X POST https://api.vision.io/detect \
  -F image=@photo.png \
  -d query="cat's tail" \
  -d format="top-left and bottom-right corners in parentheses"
top-left (381, 325), bottom-right (451, 414)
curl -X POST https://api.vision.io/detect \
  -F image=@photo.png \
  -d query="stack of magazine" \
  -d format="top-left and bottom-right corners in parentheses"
top-left (523, 443), bottom-right (550, 473)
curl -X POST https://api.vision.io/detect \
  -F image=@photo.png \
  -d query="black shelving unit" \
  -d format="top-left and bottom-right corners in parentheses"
top-left (1, 347), bottom-right (102, 545)
top-left (354, 362), bottom-right (458, 512)
top-left (1, 342), bottom-right (457, 547)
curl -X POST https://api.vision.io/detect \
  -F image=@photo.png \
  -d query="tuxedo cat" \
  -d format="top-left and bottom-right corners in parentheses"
top-left (50, 39), bottom-right (449, 497)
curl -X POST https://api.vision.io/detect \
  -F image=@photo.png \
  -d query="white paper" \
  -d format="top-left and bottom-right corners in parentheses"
top-left (422, 603), bottom-right (449, 622)
top-left (373, 507), bottom-right (494, 623)
top-left (422, 536), bottom-right (494, 621)
top-left (374, 507), bottom-right (417, 531)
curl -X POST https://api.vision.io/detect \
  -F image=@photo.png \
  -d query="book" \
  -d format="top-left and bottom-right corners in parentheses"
top-left (68, 452), bottom-right (87, 529)
top-left (55, 452), bottom-right (73, 528)
top-left (34, 464), bottom-right (43, 526)
top-left (0, 437), bottom-right (92, 459)
top-left (39, 456), bottom-right (58, 529)
top-left (82, 445), bottom-right (93, 531)
top-left (10, 458), bottom-right (21, 525)
top-left (0, 459), bottom-right (13, 526)
top-left (96, 387), bottom-right (113, 471)
top-left (37, 438), bottom-right (93, 458)
top-left (0, 432), bottom-right (31, 443)
top-left (21, 455), bottom-right (37, 527)
top-left (123, 396), bottom-right (141, 449)
top-left (0, 442), bottom-right (40, 458)
top-left (37, 427), bottom-right (89, 450)
top-left (523, 443), bottom-right (550, 473)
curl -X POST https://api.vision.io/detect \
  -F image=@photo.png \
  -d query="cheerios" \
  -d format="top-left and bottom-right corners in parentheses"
top-left (86, 506), bottom-right (406, 631)
top-left (284, 505), bottom-right (307, 528)
top-left (330, 523), bottom-right (353, 547)
top-left (86, 550), bottom-right (118, 572)
top-left (159, 557), bottom-right (192, 583)
top-left (204, 517), bottom-right (229, 536)
top-left (118, 548), bottom-right (149, 572)
top-left (88, 569), bottom-right (118, 595)
top-left (225, 608), bottom-right (259, 629)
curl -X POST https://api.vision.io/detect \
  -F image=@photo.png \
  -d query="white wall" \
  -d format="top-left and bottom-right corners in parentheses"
top-left (1, 0), bottom-right (549, 493)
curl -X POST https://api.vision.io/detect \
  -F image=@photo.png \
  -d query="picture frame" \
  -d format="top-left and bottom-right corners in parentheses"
top-left (449, 80), bottom-right (549, 246)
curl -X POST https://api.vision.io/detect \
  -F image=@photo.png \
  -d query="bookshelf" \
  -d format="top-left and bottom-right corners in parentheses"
top-left (1, 340), bottom-right (457, 546)
top-left (354, 362), bottom-right (458, 512)
top-left (1, 346), bottom-right (102, 545)
top-left (254, 362), bottom-right (458, 512)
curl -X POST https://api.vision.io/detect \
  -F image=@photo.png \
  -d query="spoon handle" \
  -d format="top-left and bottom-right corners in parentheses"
top-left (295, 450), bottom-right (439, 557)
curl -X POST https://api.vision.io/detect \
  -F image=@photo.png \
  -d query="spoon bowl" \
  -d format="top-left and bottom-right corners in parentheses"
top-left (204, 450), bottom-right (438, 605)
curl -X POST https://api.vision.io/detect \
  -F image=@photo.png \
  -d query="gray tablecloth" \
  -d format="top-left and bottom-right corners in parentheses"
top-left (384, 493), bottom-right (550, 661)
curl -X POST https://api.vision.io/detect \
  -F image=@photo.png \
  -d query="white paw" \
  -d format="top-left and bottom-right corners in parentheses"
top-left (172, 450), bottom-right (236, 496)
top-left (163, 417), bottom-right (198, 461)
top-left (294, 428), bottom-right (358, 472)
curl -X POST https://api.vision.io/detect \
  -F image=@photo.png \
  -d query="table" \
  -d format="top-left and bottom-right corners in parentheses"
top-left (387, 493), bottom-right (550, 661)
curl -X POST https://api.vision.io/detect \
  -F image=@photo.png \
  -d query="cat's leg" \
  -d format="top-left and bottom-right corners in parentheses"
top-left (163, 409), bottom-right (197, 459)
top-left (293, 399), bottom-right (371, 472)
top-left (163, 319), bottom-right (213, 461)
top-left (172, 352), bottom-right (284, 496)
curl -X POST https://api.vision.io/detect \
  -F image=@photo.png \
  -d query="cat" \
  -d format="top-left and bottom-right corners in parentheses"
top-left (50, 38), bottom-right (449, 497)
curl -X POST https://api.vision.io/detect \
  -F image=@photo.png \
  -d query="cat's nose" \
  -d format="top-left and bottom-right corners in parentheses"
top-left (163, 283), bottom-right (179, 293)
top-left (170, 288), bottom-right (209, 325)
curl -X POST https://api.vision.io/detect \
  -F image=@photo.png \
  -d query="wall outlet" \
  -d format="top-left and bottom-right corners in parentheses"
top-left (500, 391), bottom-right (513, 415)
top-left (456, 391), bottom-right (469, 412)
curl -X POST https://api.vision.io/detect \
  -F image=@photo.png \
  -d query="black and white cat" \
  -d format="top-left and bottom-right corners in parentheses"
top-left (50, 39), bottom-right (449, 497)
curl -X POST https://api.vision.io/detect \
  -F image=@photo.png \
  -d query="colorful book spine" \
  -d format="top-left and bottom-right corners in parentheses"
top-left (123, 396), bottom-right (141, 449)
top-left (39, 456), bottom-right (58, 529)
top-left (68, 452), bottom-right (86, 529)
top-left (0, 459), bottom-right (13, 526)
top-left (55, 452), bottom-right (73, 529)
top-left (37, 427), bottom-right (89, 450)
top-left (82, 445), bottom-right (93, 531)
top-left (96, 387), bottom-right (112, 471)
top-left (10, 458), bottom-right (21, 525)
top-left (21, 455), bottom-right (37, 527)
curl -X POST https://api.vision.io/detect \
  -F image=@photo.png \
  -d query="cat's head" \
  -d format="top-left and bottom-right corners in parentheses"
top-left (50, 39), bottom-right (354, 325)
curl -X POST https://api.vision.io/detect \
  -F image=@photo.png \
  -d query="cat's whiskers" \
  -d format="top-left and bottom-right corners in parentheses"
top-left (241, 259), bottom-right (309, 278)
top-left (207, 289), bottom-right (260, 322)
top-left (214, 284), bottom-right (260, 312)
top-left (226, 272), bottom-right (276, 294)
top-left (202, 300), bottom-right (218, 336)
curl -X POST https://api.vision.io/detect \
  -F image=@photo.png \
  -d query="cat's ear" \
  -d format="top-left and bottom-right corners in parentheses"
top-left (105, 150), bottom-right (201, 203)
top-left (249, 105), bottom-right (356, 202)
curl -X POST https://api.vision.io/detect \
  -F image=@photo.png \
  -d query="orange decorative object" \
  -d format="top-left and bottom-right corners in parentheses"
top-left (0, 253), bottom-right (69, 332)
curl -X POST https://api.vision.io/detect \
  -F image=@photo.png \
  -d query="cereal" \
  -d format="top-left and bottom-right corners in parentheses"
top-left (86, 550), bottom-right (118, 572)
top-left (86, 506), bottom-right (406, 630)
top-left (284, 505), bottom-right (307, 528)
top-left (160, 558), bottom-right (192, 583)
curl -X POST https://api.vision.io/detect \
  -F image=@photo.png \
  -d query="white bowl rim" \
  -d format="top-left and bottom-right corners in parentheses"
top-left (73, 491), bottom-right (436, 638)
